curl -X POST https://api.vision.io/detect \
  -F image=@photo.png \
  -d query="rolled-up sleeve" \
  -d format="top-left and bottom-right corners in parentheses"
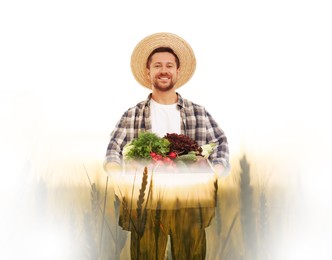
top-left (206, 111), bottom-right (230, 169)
top-left (103, 113), bottom-right (128, 169)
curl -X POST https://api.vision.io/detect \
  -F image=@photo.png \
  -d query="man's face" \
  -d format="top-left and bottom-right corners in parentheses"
top-left (147, 52), bottom-right (180, 91)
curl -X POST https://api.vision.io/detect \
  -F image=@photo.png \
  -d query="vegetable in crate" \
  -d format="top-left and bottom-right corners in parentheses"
top-left (200, 143), bottom-right (216, 159)
top-left (123, 132), bottom-right (170, 161)
top-left (123, 131), bottom-right (217, 172)
top-left (163, 133), bottom-right (202, 156)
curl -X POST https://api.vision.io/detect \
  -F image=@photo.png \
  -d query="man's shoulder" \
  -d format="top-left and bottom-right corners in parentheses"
top-left (122, 100), bottom-right (147, 115)
top-left (181, 96), bottom-right (206, 111)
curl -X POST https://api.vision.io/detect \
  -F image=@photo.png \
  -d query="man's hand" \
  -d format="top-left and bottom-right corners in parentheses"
top-left (105, 162), bottom-right (122, 175)
top-left (213, 164), bottom-right (230, 178)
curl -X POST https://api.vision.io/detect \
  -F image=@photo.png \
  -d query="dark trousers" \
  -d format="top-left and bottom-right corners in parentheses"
top-left (120, 206), bottom-right (215, 260)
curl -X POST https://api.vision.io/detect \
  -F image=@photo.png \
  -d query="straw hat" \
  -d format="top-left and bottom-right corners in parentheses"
top-left (130, 32), bottom-right (196, 89)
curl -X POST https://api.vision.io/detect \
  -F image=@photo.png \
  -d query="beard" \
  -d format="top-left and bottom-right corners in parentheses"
top-left (152, 82), bottom-right (175, 92)
top-left (151, 73), bottom-right (176, 92)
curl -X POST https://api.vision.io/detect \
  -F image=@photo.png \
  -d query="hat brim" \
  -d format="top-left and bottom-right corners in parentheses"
top-left (130, 32), bottom-right (196, 89)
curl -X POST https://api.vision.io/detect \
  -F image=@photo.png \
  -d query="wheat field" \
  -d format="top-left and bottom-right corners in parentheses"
top-left (2, 150), bottom-right (308, 260)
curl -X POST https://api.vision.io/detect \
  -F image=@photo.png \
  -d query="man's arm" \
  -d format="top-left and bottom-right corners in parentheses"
top-left (103, 112), bottom-right (128, 175)
top-left (205, 112), bottom-right (231, 174)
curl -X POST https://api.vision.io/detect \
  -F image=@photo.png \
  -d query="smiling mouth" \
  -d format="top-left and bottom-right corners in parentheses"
top-left (156, 75), bottom-right (172, 83)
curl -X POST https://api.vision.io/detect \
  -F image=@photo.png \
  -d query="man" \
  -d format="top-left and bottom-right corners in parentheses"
top-left (104, 32), bottom-right (230, 259)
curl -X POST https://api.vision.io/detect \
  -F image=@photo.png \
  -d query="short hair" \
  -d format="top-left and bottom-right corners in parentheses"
top-left (146, 47), bottom-right (180, 69)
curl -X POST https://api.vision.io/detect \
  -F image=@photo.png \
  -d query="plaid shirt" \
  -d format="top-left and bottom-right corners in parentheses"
top-left (104, 93), bottom-right (230, 168)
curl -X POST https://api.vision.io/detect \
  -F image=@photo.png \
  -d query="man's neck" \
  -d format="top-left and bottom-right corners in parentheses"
top-left (151, 91), bottom-right (178, 105)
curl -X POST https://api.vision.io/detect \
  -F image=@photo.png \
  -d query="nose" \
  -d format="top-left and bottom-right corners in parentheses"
top-left (160, 65), bottom-right (169, 73)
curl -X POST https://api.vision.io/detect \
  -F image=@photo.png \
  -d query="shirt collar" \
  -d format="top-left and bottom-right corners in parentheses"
top-left (145, 92), bottom-right (185, 108)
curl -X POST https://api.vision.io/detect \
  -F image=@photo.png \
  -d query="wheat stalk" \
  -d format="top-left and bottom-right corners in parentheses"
top-left (154, 200), bottom-right (162, 259)
top-left (239, 154), bottom-right (257, 259)
top-left (112, 195), bottom-right (127, 259)
top-left (129, 168), bottom-right (137, 228)
top-left (258, 182), bottom-right (274, 260)
top-left (83, 164), bottom-right (115, 257)
top-left (134, 166), bottom-right (149, 257)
